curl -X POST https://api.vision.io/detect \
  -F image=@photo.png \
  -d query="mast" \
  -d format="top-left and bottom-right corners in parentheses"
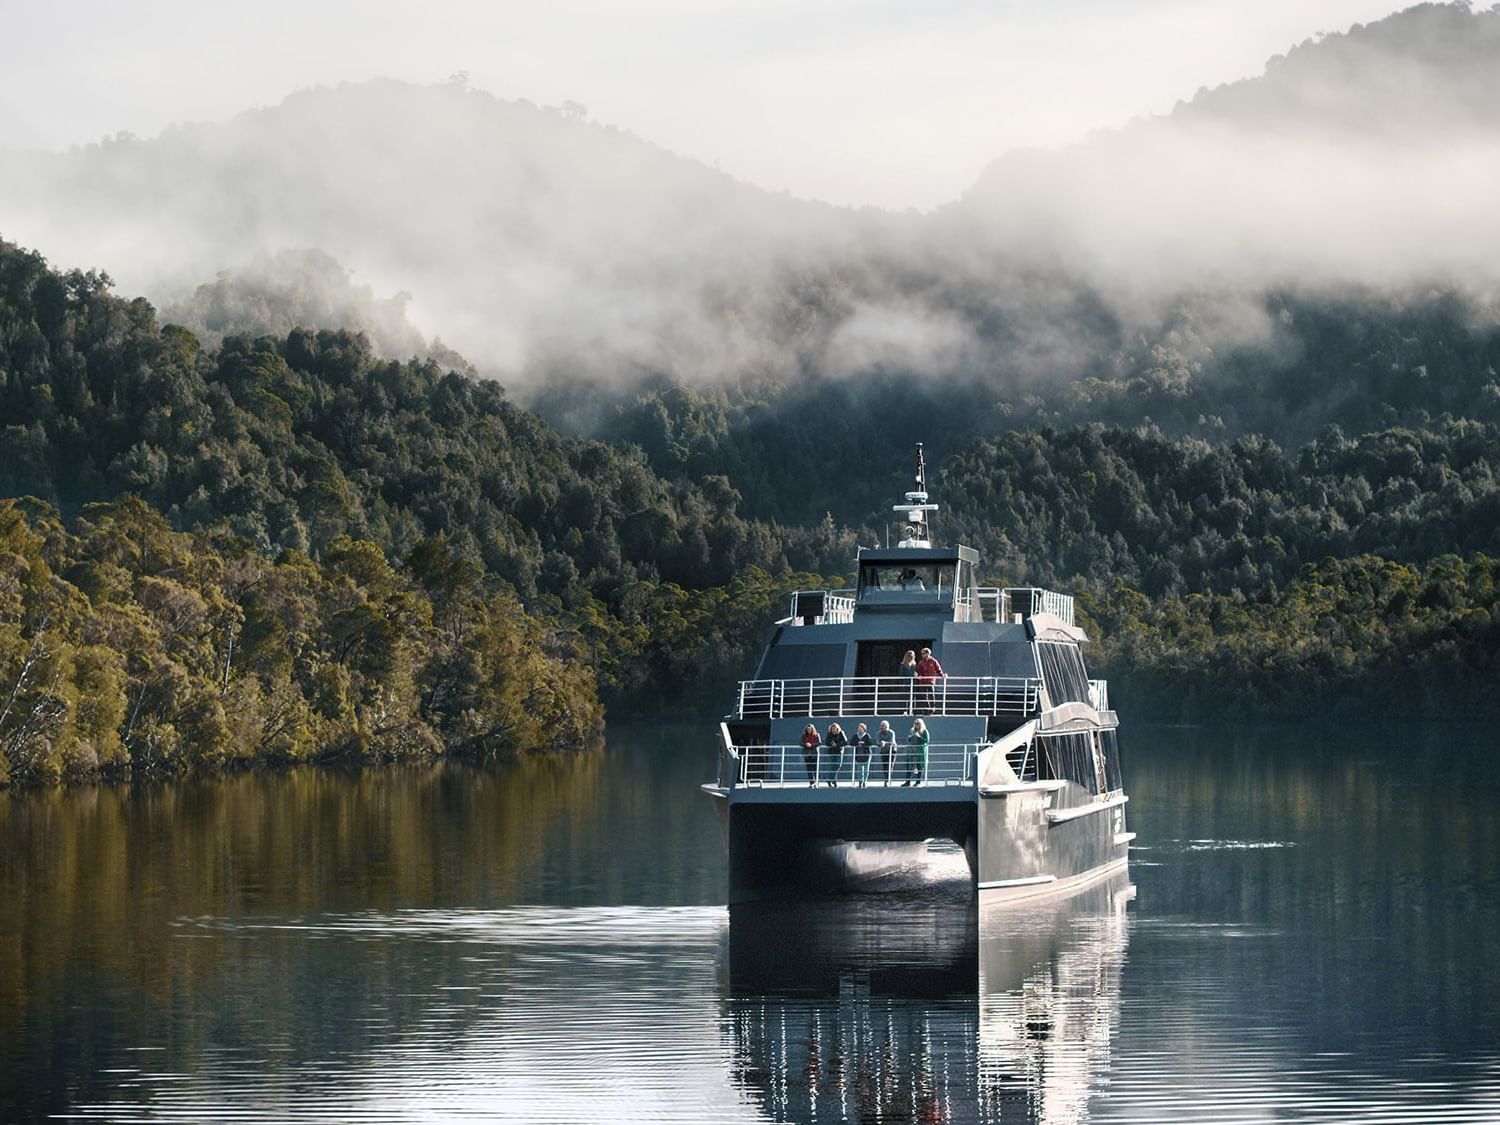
top-left (894, 442), bottom-right (939, 548)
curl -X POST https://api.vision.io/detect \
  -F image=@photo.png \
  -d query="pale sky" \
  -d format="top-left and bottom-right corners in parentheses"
top-left (0, 0), bottom-right (1414, 210)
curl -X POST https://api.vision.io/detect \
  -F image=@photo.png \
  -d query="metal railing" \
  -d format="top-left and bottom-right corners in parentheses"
top-left (734, 676), bottom-right (1042, 719)
top-left (730, 741), bottom-right (980, 787)
top-left (1088, 679), bottom-right (1109, 711)
top-left (969, 587), bottom-right (1011, 622)
top-left (1006, 741), bottom-right (1037, 783)
top-left (1005, 587), bottom-right (1075, 625)
top-left (783, 590), bottom-right (856, 626)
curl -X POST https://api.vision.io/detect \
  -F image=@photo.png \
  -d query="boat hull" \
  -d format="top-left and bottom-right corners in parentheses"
top-left (724, 780), bottom-right (1129, 903)
top-left (726, 790), bottom-right (974, 902)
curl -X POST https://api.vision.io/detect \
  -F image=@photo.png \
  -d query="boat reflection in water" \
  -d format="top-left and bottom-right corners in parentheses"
top-left (976, 873), bottom-right (1133, 1123)
top-left (723, 858), bottom-right (1132, 1123)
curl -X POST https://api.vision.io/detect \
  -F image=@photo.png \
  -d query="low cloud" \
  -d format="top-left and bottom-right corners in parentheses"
top-left (1, 6), bottom-right (1497, 400)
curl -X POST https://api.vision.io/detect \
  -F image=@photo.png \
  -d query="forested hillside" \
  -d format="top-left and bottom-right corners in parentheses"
top-left (0, 240), bottom-right (850, 596)
top-left (0, 238), bottom-right (857, 783)
top-left (939, 423), bottom-right (1500, 595)
top-left (3, 236), bottom-right (1498, 791)
top-left (6, 4), bottom-right (1500, 784)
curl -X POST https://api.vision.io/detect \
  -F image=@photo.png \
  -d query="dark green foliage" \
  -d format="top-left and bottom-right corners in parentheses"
top-left (0, 238), bottom-right (864, 783)
top-left (1083, 555), bottom-right (1500, 720)
top-left (0, 237), bottom-right (854, 598)
top-left (938, 422), bottom-right (1500, 596)
top-left (554, 286), bottom-right (1500, 529)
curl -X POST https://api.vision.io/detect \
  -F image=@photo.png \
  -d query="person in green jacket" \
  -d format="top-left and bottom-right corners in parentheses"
top-left (903, 718), bottom-right (929, 786)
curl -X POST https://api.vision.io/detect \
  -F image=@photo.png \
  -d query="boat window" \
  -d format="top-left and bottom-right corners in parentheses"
top-left (1037, 641), bottom-right (1090, 704)
top-left (855, 640), bottom-right (931, 678)
top-left (1039, 731), bottom-right (1100, 794)
top-left (858, 563), bottom-right (956, 598)
top-left (1099, 727), bottom-right (1123, 793)
top-left (939, 642), bottom-right (988, 675)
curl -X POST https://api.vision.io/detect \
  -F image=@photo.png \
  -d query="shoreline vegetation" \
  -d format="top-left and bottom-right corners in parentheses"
top-left (0, 495), bottom-right (603, 787)
top-left (2, 238), bottom-right (1498, 787)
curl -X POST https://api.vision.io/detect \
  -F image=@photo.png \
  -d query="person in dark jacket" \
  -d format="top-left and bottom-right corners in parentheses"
top-left (898, 650), bottom-right (918, 713)
top-left (852, 722), bottom-right (874, 787)
top-left (823, 722), bottom-right (848, 786)
top-left (800, 724), bottom-right (820, 787)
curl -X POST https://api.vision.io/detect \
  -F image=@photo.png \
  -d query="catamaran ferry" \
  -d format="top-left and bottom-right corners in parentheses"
top-left (703, 445), bottom-right (1131, 902)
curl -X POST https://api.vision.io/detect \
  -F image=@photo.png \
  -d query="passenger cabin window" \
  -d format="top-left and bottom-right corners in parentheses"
top-left (858, 563), bottom-right (957, 600)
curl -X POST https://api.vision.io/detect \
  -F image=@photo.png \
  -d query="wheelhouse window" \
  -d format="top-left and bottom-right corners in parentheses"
top-left (858, 563), bottom-right (956, 599)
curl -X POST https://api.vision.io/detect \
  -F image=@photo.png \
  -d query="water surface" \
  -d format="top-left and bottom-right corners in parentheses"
top-left (1, 721), bottom-right (1496, 1122)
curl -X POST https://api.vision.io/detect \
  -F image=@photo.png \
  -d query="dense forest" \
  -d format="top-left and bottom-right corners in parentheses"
top-left (0, 238), bottom-right (844, 783)
top-left (3, 234), bottom-right (1499, 785)
top-left (0, 495), bottom-right (600, 786)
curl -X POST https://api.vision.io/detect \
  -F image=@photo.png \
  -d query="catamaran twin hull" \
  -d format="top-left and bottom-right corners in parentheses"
top-left (703, 447), bottom-right (1131, 903)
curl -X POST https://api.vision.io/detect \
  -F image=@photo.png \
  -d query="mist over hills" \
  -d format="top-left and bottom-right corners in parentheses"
top-left (959, 1), bottom-right (1500, 292)
top-left (2, 2), bottom-right (1497, 426)
top-left (1, 77), bottom-right (894, 384)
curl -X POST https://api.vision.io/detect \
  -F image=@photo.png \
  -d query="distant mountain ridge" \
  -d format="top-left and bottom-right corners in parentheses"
top-left (959, 3), bottom-right (1500, 289)
top-left (1, 3), bottom-right (1497, 407)
top-left (1, 78), bottom-right (872, 379)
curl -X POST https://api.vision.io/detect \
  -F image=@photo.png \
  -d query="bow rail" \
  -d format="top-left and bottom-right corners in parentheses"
top-left (734, 675), bottom-right (1041, 720)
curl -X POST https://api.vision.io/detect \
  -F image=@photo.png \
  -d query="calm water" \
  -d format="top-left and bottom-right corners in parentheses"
top-left (2, 721), bottom-right (1497, 1123)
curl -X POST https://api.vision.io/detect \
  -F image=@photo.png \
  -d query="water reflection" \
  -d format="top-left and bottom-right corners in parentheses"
top-left (4, 721), bottom-right (1499, 1122)
top-left (724, 864), bottom-right (1133, 1123)
top-left (976, 875), bottom-right (1132, 1124)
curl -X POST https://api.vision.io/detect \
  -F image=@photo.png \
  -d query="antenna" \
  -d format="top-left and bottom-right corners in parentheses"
top-left (894, 442), bottom-right (938, 548)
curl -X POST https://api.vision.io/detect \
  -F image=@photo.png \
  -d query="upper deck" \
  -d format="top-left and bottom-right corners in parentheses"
top-left (783, 583), bottom-right (1076, 628)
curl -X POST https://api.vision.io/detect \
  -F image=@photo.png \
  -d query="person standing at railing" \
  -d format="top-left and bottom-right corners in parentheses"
top-left (852, 723), bottom-right (873, 787)
top-left (899, 650), bottom-right (918, 713)
top-left (801, 724), bottom-right (821, 787)
top-left (903, 718), bottom-right (930, 786)
top-left (823, 722), bottom-right (848, 787)
top-left (877, 721), bottom-right (898, 784)
top-left (916, 647), bottom-right (946, 713)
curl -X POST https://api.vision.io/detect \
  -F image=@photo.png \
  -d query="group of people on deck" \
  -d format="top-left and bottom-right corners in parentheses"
top-left (794, 646), bottom-right (947, 786)
top-left (799, 718), bottom-right (930, 787)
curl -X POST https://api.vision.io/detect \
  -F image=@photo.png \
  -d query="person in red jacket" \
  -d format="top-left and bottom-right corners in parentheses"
top-left (800, 724), bottom-right (821, 786)
top-left (916, 647), bottom-right (946, 712)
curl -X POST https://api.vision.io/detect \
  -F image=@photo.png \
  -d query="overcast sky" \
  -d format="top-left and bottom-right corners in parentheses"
top-left (0, 0), bottom-right (1414, 210)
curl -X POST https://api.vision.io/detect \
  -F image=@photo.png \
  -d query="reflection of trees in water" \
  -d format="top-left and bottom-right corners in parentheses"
top-left (0, 754), bottom-right (601, 1119)
top-left (723, 875), bottom-right (1132, 1123)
